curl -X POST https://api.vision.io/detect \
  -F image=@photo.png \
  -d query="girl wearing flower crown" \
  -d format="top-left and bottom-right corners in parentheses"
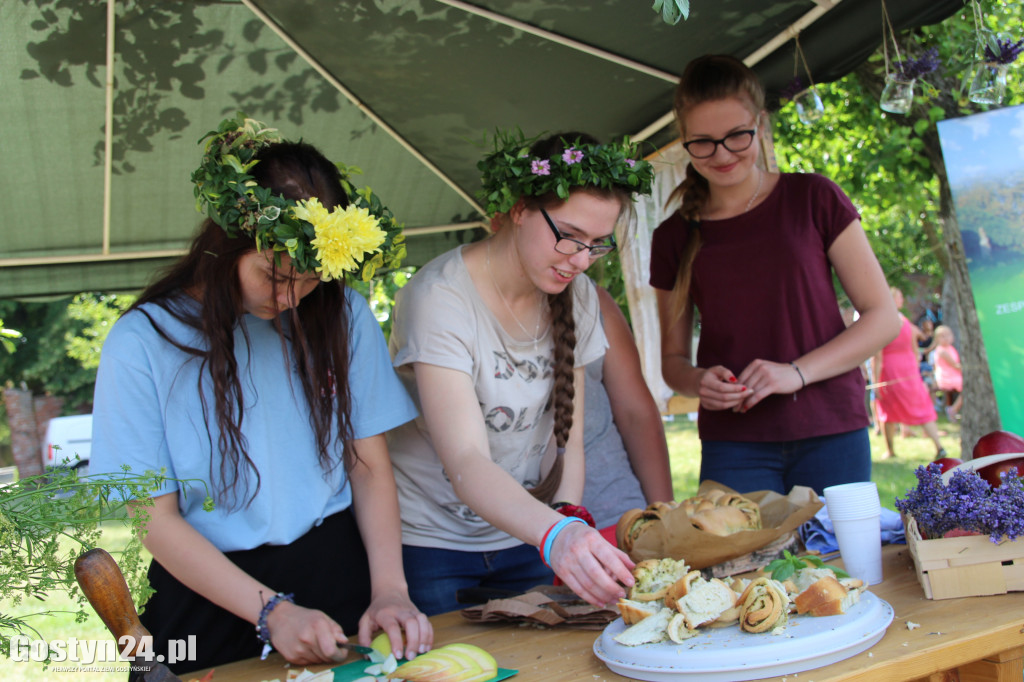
top-left (90, 117), bottom-right (430, 673)
top-left (386, 131), bottom-right (654, 615)
top-left (650, 55), bottom-right (900, 495)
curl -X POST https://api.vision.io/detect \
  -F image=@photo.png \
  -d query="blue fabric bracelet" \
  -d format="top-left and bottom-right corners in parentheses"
top-left (257, 592), bottom-right (294, 660)
top-left (541, 517), bottom-right (587, 566)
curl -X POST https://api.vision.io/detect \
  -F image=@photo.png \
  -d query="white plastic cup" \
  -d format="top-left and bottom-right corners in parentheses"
top-left (824, 482), bottom-right (881, 520)
top-left (830, 514), bottom-right (883, 585)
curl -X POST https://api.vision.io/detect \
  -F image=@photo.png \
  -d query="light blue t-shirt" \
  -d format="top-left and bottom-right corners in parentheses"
top-left (91, 288), bottom-right (416, 552)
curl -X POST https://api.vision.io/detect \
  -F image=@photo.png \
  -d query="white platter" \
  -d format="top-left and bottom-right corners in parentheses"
top-left (593, 591), bottom-right (894, 681)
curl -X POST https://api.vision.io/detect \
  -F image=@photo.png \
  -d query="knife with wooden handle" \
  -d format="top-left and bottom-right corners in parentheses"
top-left (74, 547), bottom-right (184, 682)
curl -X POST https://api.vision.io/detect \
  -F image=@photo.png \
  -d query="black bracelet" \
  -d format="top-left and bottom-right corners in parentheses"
top-left (789, 361), bottom-right (806, 390)
top-left (256, 591), bottom-right (294, 659)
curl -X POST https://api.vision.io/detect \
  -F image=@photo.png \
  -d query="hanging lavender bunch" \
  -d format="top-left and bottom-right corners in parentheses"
top-left (894, 47), bottom-right (941, 81)
top-left (984, 37), bottom-right (1024, 65)
top-left (780, 76), bottom-right (805, 101)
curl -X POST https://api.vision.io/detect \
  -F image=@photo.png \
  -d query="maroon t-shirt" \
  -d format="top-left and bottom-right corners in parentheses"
top-left (649, 173), bottom-right (869, 442)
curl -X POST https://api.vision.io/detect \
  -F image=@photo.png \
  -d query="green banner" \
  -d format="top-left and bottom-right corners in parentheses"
top-left (938, 105), bottom-right (1024, 433)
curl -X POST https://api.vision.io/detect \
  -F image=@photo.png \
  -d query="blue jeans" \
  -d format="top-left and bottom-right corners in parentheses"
top-left (402, 543), bottom-right (554, 616)
top-left (700, 428), bottom-right (871, 495)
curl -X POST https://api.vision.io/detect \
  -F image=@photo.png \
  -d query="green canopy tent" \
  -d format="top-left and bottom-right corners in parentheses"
top-left (2, 0), bottom-right (964, 298)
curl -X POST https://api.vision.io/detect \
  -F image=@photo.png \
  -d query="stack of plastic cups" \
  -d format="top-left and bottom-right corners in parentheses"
top-left (822, 482), bottom-right (883, 585)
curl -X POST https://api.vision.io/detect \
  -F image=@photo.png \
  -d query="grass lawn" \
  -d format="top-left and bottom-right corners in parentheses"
top-left (1, 416), bottom-right (958, 680)
top-left (664, 413), bottom-right (961, 510)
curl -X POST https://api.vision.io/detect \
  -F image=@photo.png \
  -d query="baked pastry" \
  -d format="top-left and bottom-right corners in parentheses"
top-left (616, 598), bottom-right (662, 625)
top-left (629, 557), bottom-right (690, 602)
top-left (666, 612), bottom-right (698, 643)
top-left (738, 577), bottom-right (790, 633)
top-left (690, 506), bottom-right (758, 536)
top-left (616, 508), bottom-right (661, 552)
top-left (794, 575), bottom-right (860, 617)
top-left (613, 607), bottom-right (674, 646)
top-left (669, 571), bottom-right (738, 630)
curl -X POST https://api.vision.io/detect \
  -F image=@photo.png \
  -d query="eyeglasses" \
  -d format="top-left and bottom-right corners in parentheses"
top-left (539, 207), bottom-right (617, 258)
top-left (682, 127), bottom-right (758, 159)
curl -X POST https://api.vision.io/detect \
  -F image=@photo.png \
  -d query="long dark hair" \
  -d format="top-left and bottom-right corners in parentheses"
top-left (132, 141), bottom-right (355, 508)
top-left (668, 55), bottom-right (765, 322)
top-left (517, 132), bottom-right (631, 502)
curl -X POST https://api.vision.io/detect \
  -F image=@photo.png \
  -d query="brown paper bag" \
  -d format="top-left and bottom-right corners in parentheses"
top-left (627, 481), bottom-right (822, 569)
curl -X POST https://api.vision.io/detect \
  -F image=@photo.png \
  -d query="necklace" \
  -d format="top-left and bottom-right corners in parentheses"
top-left (485, 241), bottom-right (548, 347)
top-left (745, 168), bottom-right (765, 212)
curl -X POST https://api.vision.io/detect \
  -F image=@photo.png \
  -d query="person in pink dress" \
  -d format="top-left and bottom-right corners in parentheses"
top-left (933, 325), bottom-right (963, 420)
top-left (872, 288), bottom-right (946, 459)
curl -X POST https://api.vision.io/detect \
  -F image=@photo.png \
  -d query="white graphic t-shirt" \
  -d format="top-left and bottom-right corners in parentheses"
top-left (388, 246), bottom-right (607, 550)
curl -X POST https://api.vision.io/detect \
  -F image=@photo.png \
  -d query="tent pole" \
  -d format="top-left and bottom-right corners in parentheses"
top-left (102, 0), bottom-right (115, 256)
top-left (239, 0), bottom-right (485, 216)
top-left (435, 0), bottom-right (678, 83)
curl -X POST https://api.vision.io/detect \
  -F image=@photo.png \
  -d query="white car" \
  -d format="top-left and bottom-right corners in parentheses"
top-left (42, 413), bottom-right (92, 475)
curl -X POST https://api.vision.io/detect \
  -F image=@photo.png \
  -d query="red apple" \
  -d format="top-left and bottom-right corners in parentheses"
top-left (978, 458), bottom-right (1024, 488)
top-left (933, 457), bottom-right (963, 473)
top-left (972, 430), bottom-right (1024, 459)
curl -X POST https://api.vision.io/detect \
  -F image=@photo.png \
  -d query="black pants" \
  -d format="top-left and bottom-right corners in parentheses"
top-left (138, 508), bottom-right (371, 675)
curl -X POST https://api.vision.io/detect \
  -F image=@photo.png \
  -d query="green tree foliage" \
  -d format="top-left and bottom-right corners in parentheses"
top-left (771, 0), bottom-right (1023, 294)
top-left (0, 294), bottom-right (133, 412)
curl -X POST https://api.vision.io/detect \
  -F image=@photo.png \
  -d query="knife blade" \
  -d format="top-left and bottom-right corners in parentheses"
top-left (74, 548), bottom-right (184, 682)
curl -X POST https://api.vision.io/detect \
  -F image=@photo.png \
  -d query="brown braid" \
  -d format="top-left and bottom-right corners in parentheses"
top-left (527, 285), bottom-right (576, 502)
top-left (666, 54), bottom-right (765, 323)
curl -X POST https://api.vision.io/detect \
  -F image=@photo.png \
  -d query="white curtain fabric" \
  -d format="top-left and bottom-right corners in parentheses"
top-left (618, 142), bottom-right (690, 411)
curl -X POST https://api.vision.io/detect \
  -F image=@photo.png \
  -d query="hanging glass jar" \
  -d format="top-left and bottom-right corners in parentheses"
top-left (879, 74), bottom-right (915, 114)
top-left (969, 61), bottom-right (1009, 104)
top-left (793, 88), bottom-right (825, 125)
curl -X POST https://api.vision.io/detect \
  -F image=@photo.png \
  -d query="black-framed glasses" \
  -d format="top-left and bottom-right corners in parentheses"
top-left (539, 207), bottom-right (617, 258)
top-left (682, 127), bottom-right (757, 159)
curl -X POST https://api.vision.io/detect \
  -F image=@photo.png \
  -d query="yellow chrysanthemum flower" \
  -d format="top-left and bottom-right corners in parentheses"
top-left (294, 198), bottom-right (386, 281)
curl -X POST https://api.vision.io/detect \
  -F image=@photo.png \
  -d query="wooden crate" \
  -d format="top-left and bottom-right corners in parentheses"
top-left (904, 514), bottom-right (1024, 600)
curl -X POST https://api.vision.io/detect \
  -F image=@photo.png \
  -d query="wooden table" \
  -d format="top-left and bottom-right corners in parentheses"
top-left (191, 545), bottom-right (1024, 682)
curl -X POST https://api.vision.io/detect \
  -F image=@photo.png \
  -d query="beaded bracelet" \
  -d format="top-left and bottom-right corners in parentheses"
top-left (539, 517), bottom-right (587, 567)
top-left (256, 592), bottom-right (294, 660)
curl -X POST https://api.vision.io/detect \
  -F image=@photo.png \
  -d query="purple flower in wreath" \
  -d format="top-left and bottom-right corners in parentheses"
top-left (984, 37), bottom-right (1024, 65)
top-left (531, 159), bottom-right (551, 176)
top-left (626, 159), bottom-right (637, 168)
top-left (562, 148), bottom-right (584, 165)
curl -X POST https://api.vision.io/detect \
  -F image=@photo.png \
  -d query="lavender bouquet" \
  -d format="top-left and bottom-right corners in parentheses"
top-left (894, 47), bottom-right (941, 81)
top-left (984, 37), bottom-right (1024, 65)
top-left (895, 463), bottom-right (1024, 544)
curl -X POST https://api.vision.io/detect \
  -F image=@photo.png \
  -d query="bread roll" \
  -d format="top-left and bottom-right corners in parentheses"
top-left (794, 575), bottom-right (860, 617)
top-left (690, 506), bottom-right (757, 535)
top-left (738, 577), bottom-right (790, 633)
top-left (613, 607), bottom-right (674, 646)
top-left (616, 598), bottom-right (661, 625)
top-left (629, 558), bottom-right (689, 602)
top-left (671, 574), bottom-right (738, 630)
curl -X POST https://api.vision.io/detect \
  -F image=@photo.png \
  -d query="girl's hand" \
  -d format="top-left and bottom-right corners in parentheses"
top-left (735, 359), bottom-right (804, 412)
top-left (696, 365), bottom-right (749, 411)
top-left (547, 522), bottom-right (635, 607)
top-left (358, 592), bottom-right (433, 661)
top-left (266, 600), bottom-right (348, 665)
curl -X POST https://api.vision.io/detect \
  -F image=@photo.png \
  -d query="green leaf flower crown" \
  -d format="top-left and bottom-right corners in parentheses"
top-left (191, 113), bottom-right (406, 282)
top-left (476, 129), bottom-right (655, 216)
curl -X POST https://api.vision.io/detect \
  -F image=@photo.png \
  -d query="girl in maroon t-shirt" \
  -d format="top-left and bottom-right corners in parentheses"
top-left (650, 55), bottom-right (900, 494)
